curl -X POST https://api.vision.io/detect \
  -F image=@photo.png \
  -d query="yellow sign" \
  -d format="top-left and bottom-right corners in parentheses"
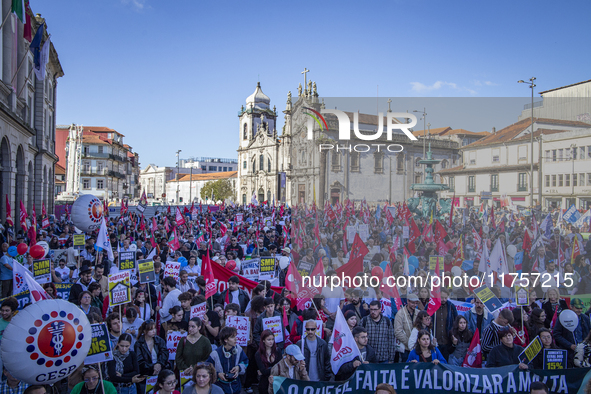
top-left (515, 286), bottom-right (529, 306)
top-left (108, 271), bottom-right (131, 307)
top-left (429, 256), bottom-right (443, 272)
top-left (33, 259), bottom-right (51, 284)
top-left (73, 234), bottom-right (86, 250)
top-left (519, 336), bottom-right (542, 364)
top-left (138, 259), bottom-right (155, 284)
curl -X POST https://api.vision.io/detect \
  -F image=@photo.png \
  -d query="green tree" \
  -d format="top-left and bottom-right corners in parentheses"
top-left (200, 179), bottom-right (235, 203)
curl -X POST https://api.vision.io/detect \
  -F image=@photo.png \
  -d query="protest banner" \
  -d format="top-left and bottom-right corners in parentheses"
top-left (429, 256), bottom-right (444, 273)
top-left (108, 271), bottom-right (131, 307)
top-left (259, 257), bottom-right (276, 281)
top-left (85, 323), bottom-right (113, 364)
top-left (272, 363), bottom-right (589, 394)
top-left (515, 286), bottom-right (529, 306)
top-left (346, 226), bottom-right (357, 244)
top-left (0, 290), bottom-right (32, 310)
top-left (358, 224), bottom-right (369, 242)
top-left (119, 251), bottom-right (137, 271)
top-left (225, 316), bottom-right (250, 346)
top-left (474, 285), bottom-right (503, 314)
top-left (145, 376), bottom-right (158, 394)
top-left (235, 213), bottom-right (243, 225)
top-left (32, 258), bottom-right (51, 284)
top-left (209, 257), bottom-right (283, 296)
top-left (262, 316), bottom-right (283, 343)
top-left (55, 283), bottom-right (73, 301)
top-left (296, 259), bottom-right (313, 277)
top-left (73, 234), bottom-right (86, 250)
top-left (167, 331), bottom-right (187, 360)
top-left (190, 302), bottom-right (207, 319)
top-left (543, 348), bottom-right (567, 370)
top-left (402, 226), bottom-right (409, 239)
top-left (242, 258), bottom-right (260, 281)
top-left (164, 261), bottom-right (181, 282)
top-left (518, 336), bottom-right (543, 364)
top-left (138, 259), bottom-right (156, 284)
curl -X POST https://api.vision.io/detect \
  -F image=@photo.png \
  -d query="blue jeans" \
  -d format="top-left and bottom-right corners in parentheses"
top-left (448, 354), bottom-right (463, 366)
top-left (117, 385), bottom-right (137, 394)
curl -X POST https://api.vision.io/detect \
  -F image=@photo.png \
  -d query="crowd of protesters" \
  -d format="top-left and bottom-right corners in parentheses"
top-left (0, 199), bottom-right (590, 394)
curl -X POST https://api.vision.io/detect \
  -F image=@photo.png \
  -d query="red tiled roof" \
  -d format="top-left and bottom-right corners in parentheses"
top-left (173, 171), bottom-right (237, 182)
top-left (82, 135), bottom-right (111, 145)
top-left (55, 164), bottom-right (65, 175)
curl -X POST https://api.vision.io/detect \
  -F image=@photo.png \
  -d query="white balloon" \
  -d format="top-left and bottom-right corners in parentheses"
top-left (506, 245), bottom-right (517, 258)
top-left (451, 266), bottom-right (462, 277)
top-left (36, 241), bottom-right (49, 258)
top-left (559, 309), bottom-right (579, 332)
top-left (0, 299), bottom-right (92, 385)
top-left (71, 194), bottom-right (104, 233)
top-left (279, 256), bottom-right (290, 270)
top-left (483, 226), bottom-right (490, 234)
top-left (129, 244), bottom-right (137, 251)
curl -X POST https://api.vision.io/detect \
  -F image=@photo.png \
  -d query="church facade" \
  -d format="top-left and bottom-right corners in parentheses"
top-left (237, 81), bottom-right (462, 207)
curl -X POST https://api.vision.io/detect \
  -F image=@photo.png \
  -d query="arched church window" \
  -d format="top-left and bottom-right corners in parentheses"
top-left (253, 159), bottom-right (256, 173)
top-left (259, 155), bottom-right (264, 171)
top-left (243, 124), bottom-right (247, 140)
top-left (441, 159), bottom-right (448, 169)
top-left (242, 194), bottom-right (246, 205)
top-left (397, 153), bottom-right (404, 173)
top-left (268, 158), bottom-right (271, 172)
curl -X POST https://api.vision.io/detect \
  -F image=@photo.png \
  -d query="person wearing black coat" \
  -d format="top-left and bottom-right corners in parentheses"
top-left (107, 333), bottom-right (143, 393)
top-left (335, 327), bottom-right (377, 381)
top-left (255, 344), bottom-right (282, 394)
top-left (296, 320), bottom-right (332, 382)
top-left (134, 325), bottom-right (170, 376)
top-left (214, 276), bottom-right (250, 314)
top-left (486, 328), bottom-right (528, 369)
top-left (541, 294), bottom-right (568, 328)
top-left (553, 300), bottom-right (591, 368)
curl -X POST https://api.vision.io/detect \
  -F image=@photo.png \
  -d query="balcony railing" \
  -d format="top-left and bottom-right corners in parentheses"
top-left (491, 185), bottom-right (499, 192)
top-left (108, 170), bottom-right (126, 179)
top-left (517, 184), bottom-right (528, 192)
top-left (80, 168), bottom-right (108, 176)
top-left (82, 152), bottom-right (110, 159)
top-left (109, 154), bottom-right (126, 162)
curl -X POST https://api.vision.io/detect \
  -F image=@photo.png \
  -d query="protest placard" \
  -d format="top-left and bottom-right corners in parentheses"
top-left (402, 226), bottom-right (409, 239)
top-left (180, 369), bottom-right (194, 393)
top-left (346, 226), bottom-right (357, 244)
top-left (429, 256), bottom-right (444, 273)
top-left (515, 285), bottom-right (529, 306)
top-left (259, 257), bottom-right (276, 281)
top-left (190, 302), bottom-right (207, 320)
top-left (235, 213), bottom-right (243, 225)
top-left (242, 258), bottom-right (260, 281)
top-left (85, 323), bottom-right (113, 364)
top-left (296, 260), bottom-right (313, 277)
top-left (262, 316), bottom-right (283, 343)
top-left (55, 283), bottom-right (73, 301)
top-left (358, 224), bottom-right (369, 242)
top-left (473, 285), bottom-right (503, 314)
top-left (119, 251), bottom-right (137, 271)
top-left (32, 259), bottom-right (51, 284)
top-left (138, 259), bottom-right (156, 284)
top-left (167, 331), bottom-right (187, 360)
top-left (145, 376), bottom-right (158, 394)
top-left (73, 234), bottom-right (86, 250)
top-left (108, 271), bottom-right (131, 307)
top-left (518, 336), bottom-right (542, 364)
top-left (164, 262), bottom-right (181, 282)
top-left (225, 316), bottom-right (250, 346)
top-left (543, 348), bottom-right (567, 370)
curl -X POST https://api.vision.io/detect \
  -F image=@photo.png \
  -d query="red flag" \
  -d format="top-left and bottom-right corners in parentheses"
top-left (433, 220), bottom-right (448, 243)
top-left (140, 215), bottom-right (146, 232)
top-left (5, 195), bottom-right (13, 227)
top-left (19, 200), bottom-right (28, 230)
top-left (220, 222), bottom-right (228, 237)
top-left (167, 205), bottom-right (171, 215)
top-left (462, 328), bottom-right (482, 368)
top-left (282, 305), bottom-right (292, 346)
top-left (336, 234), bottom-right (368, 279)
top-left (449, 193), bottom-right (455, 227)
top-left (167, 228), bottom-right (180, 251)
top-left (426, 258), bottom-right (441, 316)
top-left (164, 217), bottom-right (170, 233)
top-left (550, 305), bottom-right (559, 330)
top-left (422, 223), bottom-right (434, 243)
top-left (183, 206), bottom-right (189, 215)
top-left (28, 205), bottom-right (37, 246)
top-left (202, 251), bottom-right (217, 299)
top-left (437, 238), bottom-right (449, 256)
top-left (41, 202), bottom-right (49, 229)
top-left (572, 239), bottom-right (581, 261)
top-left (385, 208), bottom-right (394, 225)
top-left (522, 229), bottom-right (532, 256)
top-left (175, 207), bottom-right (186, 226)
top-left (342, 232), bottom-right (348, 255)
top-left (490, 205), bottom-right (496, 230)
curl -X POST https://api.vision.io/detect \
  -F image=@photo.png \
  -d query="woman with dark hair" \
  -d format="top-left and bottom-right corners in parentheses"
top-left (206, 326), bottom-right (248, 394)
top-left (160, 305), bottom-right (188, 338)
top-left (176, 317), bottom-right (212, 374)
top-left (135, 320), bottom-right (169, 379)
top-left (447, 315), bottom-right (472, 366)
top-left (153, 369), bottom-right (180, 394)
top-left (344, 310), bottom-right (358, 331)
top-left (134, 289), bottom-right (152, 321)
top-left (42, 282), bottom-right (58, 299)
top-left (254, 330), bottom-right (281, 394)
top-left (88, 282), bottom-right (104, 309)
top-left (533, 329), bottom-right (558, 369)
top-left (408, 310), bottom-right (435, 350)
top-left (407, 329), bottom-right (447, 364)
top-left (417, 287), bottom-right (430, 311)
top-left (122, 307), bottom-right (143, 345)
top-left (70, 364), bottom-right (117, 394)
top-left (106, 333), bottom-right (144, 394)
top-left (528, 308), bottom-right (547, 339)
top-left (183, 362), bottom-right (224, 394)
top-left (511, 307), bottom-right (529, 347)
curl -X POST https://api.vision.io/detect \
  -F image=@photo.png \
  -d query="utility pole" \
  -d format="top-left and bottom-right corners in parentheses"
top-left (176, 150), bottom-right (182, 205)
top-left (518, 78), bottom-right (536, 208)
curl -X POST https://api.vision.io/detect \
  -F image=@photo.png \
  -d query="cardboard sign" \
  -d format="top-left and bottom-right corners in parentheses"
top-left (119, 251), bottom-right (137, 271)
top-left (138, 259), bottom-right (156, 284)
top-left (402, 226), bottom-right (409, 239)
top-left (85, 323), bottom-right (113, 364)
top-left (236, 213), bottom-right (243, 225)
top-left (543, 348), bottom-right (567, 370)
top-left (429, 256), bottom-right (444, 273)
top-left (346, 226), bottom-right (357, 244)
top-left (73, 234), bottom-right (86, 250)
top-left (108, 271), bottom-right (131, 306)
top-left (259, 257), bottom-right (276, 281)
top-left (518, 336), bottom-right (543, 364)
top-left (473, 285), bottom-right (503, 314)
top-left (164, 262), bottom-right (181, 282)
top-left (180, 369), bottom-right (193, 393)
top-left (32, 259), bottom-right (51, 284)
top-left (242, 259), bottom-right (260, 281)
top-left (262, 316), bottom-right (284, 343)
top-left (225, 316), bottom-right (250, 346)
top-left (167, 331), bottom-right (187, 360)
top-left (296, 260), bottom-right (313, 277)
top-left (190, 302), bottom-right (207, 320)
top-left (145, 376), bottom-right (158, 394)
top-left (515, 285), bottom-right (529, 306)
top-left (358, 224), bottom-right (369, 242)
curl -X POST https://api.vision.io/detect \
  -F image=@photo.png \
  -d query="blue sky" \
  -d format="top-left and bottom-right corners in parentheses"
top-left (31, 0), bottom-right (591, 167)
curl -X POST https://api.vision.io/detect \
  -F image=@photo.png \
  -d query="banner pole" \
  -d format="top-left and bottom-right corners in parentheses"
top-left (98, 361), bottom-right (106, 394)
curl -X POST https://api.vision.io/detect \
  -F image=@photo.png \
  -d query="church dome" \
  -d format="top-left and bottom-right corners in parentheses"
top-left (246, 82), bottom-right (270, 110)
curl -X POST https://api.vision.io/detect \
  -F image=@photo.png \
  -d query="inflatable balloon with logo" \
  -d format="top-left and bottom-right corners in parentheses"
top-left (71, 194), bottom-right (103, 233)
top-left (0, 299), bottom-right (92, 385)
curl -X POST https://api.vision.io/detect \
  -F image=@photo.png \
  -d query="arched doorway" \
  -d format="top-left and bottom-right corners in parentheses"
top-left (258, 188), bottom-right (264, 203)
top-left (0, 138), bottom-right (11, 223)
top-left (15, 146), bottom-right (25, 231)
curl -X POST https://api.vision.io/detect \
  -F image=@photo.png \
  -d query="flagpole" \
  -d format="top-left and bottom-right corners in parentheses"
top-left (98, 362), bottom-right (106, 394)
top-left (0, 10), bottom-right (12, 34)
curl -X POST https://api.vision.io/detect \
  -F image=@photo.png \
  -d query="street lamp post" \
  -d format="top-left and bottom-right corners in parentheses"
top-left (176, 150), bottom-right (182, 205)
top-left (571, 143), bottom-right (576, 201)
top-left (518, 78), bottom-right (536, 208)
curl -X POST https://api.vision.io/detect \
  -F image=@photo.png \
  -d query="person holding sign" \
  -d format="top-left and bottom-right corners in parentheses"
top-left (531, 329), bottom-right (558, 369)
top-left (485, 328), bottom-right (528, 369)
top-left (206, 326), bottom-right (248, 394)
top-left (70, 364), bottom-right (117, 394)
top-left (176, 317), bottom-right (213, 375)
top-left (554, 298), bottom-right (591, 367)
top-left (106, 333), bottom-right (145, 394)
top-left (253, 298), bottom-right (283, 349)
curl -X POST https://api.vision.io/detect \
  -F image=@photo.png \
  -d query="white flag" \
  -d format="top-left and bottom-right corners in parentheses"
top-left (34, 37), bottom-right (51, 81)
top-left (575, 210), bottom-right (591, 228)
top-left (95, 217), bottom-right (114, 261)
top-left (329, 308), bottom-right (361, 375)
top-left (14, 261), bottom-right (49, 303)
top-left (13, 259), bottom-right (31, 295)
